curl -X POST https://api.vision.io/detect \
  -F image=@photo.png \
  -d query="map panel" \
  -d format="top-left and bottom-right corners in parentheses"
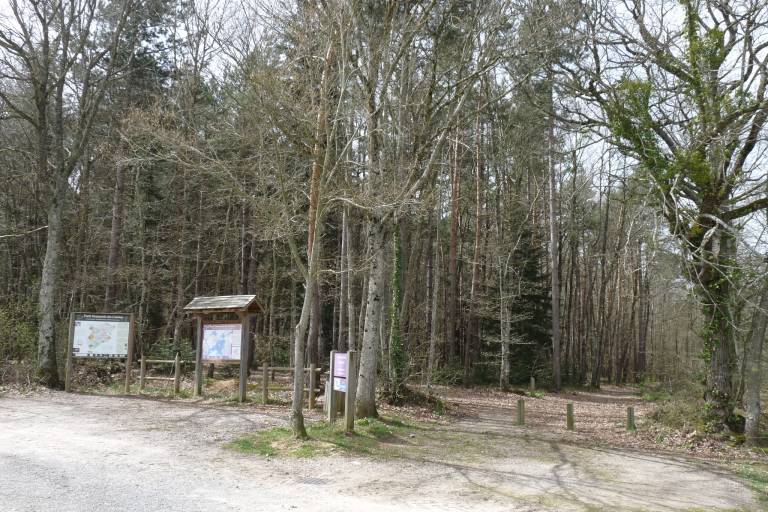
top-left (72, 313), bottom-right (130, 358)
top-left (202, 323), bottom-right (242, 361)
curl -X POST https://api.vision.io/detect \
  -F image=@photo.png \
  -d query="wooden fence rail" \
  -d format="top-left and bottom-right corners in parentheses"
top-left (259, 363), bottom-right (322, 407)
top-left (139, 354), bottom-right (184, 394)
top-left (137, 357), bottom-right (323, 408)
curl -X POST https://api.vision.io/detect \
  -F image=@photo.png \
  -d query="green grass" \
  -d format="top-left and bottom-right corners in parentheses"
top-left (641, 389), bottom-right (672, 402)
top-left (638, 381), bottom-right (672, 402)
top-left (227, 427), bottom-right (291, 456)
top-left (737, 462), bottom-right (768, 504)
top-left (226, 415), bottom-right (436, 459)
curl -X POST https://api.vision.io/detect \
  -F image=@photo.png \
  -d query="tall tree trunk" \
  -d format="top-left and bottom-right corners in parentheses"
top-left (591, 179), bottom-right (611, 388)
top-left (172, 176), bottom-right (188, 350)
top-left (636, 239), bottom-right (648, 380)
top-left (105, 164), bottom-right (126, 310)
top-left (338, 209), bottom-right (349, 351)
top-left (699, 228), bottom-right (738, 429)
top-left (426, 215), bottom-right (440, 394)
top-left (446, 134), bottom-right (460, 363)
top-left (268, 244), bottom-right (278, 366)
top-left (388, 224), bottom-right (405, 400)
top-left (356, 218), bottom-right (387, 418)
top-left (548, 101), bottom-right (561, 391)
top-left (37, 172), bottom-right (65, 387)
top-left (465, 118), bottom-right (483, 386)
top-left (291, 277), bottom-right (312, 439)
top-left (346, 215), bottom-right (357, 352)
top-left (745, 262), bottom-right (768, 445)
top-left (499, 265), bottom-right (510, 391)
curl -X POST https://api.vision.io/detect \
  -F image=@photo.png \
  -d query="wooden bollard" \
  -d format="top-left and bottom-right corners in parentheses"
top-left (345, 351), bottom-right (359, 433)
top-left (516, 398), bottom-right (525, 426)
top-left (309, 364), bottom-right (316, 409)
top-left (262, 364), bottom-right (269, 404)
top-left (566, 403), bottom-right (574, 430)
top-left (626, 406), bottom-right (636, 431)
top-left (173, 353), bottom-right (181, 394)
top-left (139, 355), bottom-right (146, 391)
top-left (529, 376), bottom-right (536, 392)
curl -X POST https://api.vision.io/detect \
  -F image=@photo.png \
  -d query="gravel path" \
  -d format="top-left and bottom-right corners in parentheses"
top-left (0, 391), bottom-right (760, 511)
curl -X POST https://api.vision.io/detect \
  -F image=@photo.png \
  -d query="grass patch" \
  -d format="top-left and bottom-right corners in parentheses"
top-left (227, 427), bottom-right (291, 456)
top-left (227, 415), bottom-right (436, 459)
top-left (638, 381), bottom-right (672, 402)
top-left (641, 380), bottom-right (710, 433)
top-left (737, 462), bottom-right (768, 504)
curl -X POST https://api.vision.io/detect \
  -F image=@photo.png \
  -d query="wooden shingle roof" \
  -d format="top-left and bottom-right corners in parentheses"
top-left (183, 295), bottom-right (262, 314)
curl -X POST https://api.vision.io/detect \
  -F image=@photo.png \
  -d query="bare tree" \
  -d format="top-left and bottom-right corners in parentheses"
top-left (0, 0), bottom-right (135, 386)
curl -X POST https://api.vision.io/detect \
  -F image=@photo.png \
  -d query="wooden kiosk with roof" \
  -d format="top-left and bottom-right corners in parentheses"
top-left (183, 295), bottom-right (262, 402)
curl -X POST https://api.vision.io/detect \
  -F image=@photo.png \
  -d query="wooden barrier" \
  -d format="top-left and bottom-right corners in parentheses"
top-left (344, 351), bottom-right (359, 433)
top-left (566, 403), bottom-right (574, 430)
top-left (262, 364), bottom-right (269, 403)
top-left (139, 354), bottom-right (186, 395)
top-left (308, 364), bottom-right (316, 408)
top-left (626, 406), bottom-right (636, 431)
top-left (516, 398), bottom-right (525, 426)
top-left (256, 365), bottom-right (323, 408)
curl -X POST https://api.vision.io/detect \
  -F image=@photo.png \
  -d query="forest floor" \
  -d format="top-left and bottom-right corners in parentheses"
top-left (0, 385), bottom-right (764, 512)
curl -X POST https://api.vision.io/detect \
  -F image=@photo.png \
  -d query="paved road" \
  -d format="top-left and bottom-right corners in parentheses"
top-left (0, 392), bottom-right (760, 511)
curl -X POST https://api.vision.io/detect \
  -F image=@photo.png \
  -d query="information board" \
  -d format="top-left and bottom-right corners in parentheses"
top-left (202, 323), bottom-right (242, 361)
top-left (332, 352), bottom-right (349, 392)
top-left (72, 313), bottom-right (131, 358)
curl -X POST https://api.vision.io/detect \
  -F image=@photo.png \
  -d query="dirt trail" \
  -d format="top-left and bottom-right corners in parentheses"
top-left (0, 390), bottom-right (760, 511)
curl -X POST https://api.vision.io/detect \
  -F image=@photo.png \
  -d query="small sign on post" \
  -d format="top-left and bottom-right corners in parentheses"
top-left (328, 350), bottom-right (358, 432)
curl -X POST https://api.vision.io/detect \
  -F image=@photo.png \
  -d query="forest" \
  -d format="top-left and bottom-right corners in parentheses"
top-left (0, 0), bottom-right (766, 445)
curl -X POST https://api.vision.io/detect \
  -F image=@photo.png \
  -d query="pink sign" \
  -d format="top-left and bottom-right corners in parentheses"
top-left (333, 352), bottom-right (348, 378)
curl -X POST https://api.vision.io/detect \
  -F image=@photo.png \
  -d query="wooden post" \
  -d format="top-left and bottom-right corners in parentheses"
top-left (124, 313), bottom-right (135, 394)
top-left (328, 351), bottom-right (337, 422)
top-left (566, 403), bottom-right (574, 431)
top-left (238, 313), bottom-right (248, 403)
top-left (529, 376), bottom-right (536, 393)
top-left (344, 350), bottom-right (358, 433)
top-left (174, 353), bottom-right (181, 394)
top-left (261, 363), bottom-right (269, 404)
top-left (309, 363), bottom-right (316, 409)
top-left (139, 354), bottom-right (146, 391)
top-left (64, 313), bottom-right (75, 392)
top-left (516, 398), bottom-right (525, 426)
top-left (626, 406), bottom-right (636, 431)
top-left (194, 316), bottom-right (203, 396)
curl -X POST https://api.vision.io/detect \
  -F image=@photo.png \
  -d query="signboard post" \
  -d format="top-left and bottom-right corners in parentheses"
top-left (195, 319), bottom-right (246, 401)
top-left (184, 295), bottom-right (262, 403)
top-left (328, 350), bottom-right (358, 432)
top-left (64, 312), bottom-right (135, 393)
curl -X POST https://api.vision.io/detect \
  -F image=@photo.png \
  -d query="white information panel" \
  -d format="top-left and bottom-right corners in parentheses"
top-left (72, 313), bottom-right (131, 358)
top-left (202, 323), bottom-right (242, 361)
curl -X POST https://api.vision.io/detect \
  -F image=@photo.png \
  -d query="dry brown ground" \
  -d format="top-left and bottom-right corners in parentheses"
top-left (397, 385), bottom-right (765, 463)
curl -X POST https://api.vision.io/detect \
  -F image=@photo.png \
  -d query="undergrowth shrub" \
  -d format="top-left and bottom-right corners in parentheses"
top-left (0, 299), bottom-right (37, 362)
top-left (643, 379), bottom-right (709, 432)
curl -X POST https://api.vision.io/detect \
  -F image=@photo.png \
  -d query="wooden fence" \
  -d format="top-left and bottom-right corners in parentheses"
top-left (138, 356), bottom-right (323, 408)
top-left (139, 354), bottom-right (186, 394)
top-left (259, 364), bottom-right (323, 408)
